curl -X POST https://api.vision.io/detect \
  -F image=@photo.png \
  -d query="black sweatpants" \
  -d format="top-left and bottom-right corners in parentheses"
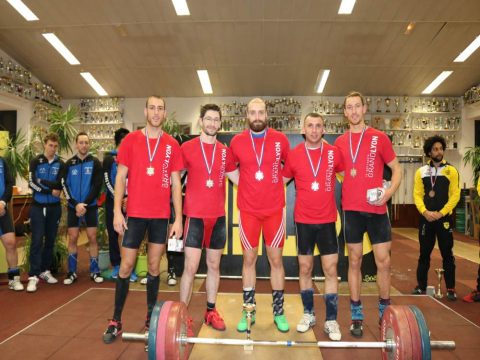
top-left (416, 215), bottom-right (456, 290)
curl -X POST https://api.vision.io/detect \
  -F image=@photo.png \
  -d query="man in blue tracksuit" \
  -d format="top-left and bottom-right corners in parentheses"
top-left (27, 133), bottom-right (65, 292)
top-left (103, 128), bottom-right (138, 281)
top-left (0, 155), bottom-right (24, 292)
top-left (62, 132), bottom-right (103, 285)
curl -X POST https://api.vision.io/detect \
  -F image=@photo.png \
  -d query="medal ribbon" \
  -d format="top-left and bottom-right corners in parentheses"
top-left (249, 129), bottom-right (267, 170)
top-left (349, 126), bottom-right (367, 167)
top-left (145, 128), bottom-right (162, 165)
top-left (430, 164), bottom-right (438, 190)
top-left (304, 142), bottom-right (323, 180)
top-left (200, 138), bottom-right (217, 178)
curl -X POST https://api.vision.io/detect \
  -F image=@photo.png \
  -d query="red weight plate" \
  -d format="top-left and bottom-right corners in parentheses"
top-left (381, 305), bottom-right (413, 360)
top-left (156, 301), bottom-right (174, 360)
top-left (163, 301), bottom-right (190, 360)
top-left (402, 306), bottom-right (422, 360)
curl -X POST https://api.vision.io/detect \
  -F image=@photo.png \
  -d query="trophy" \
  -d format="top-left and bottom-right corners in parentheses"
top-left (403, 96), bottom-right (409, 112)
top-left (376, 97), bottom-right (382, 112)
top-left (385, 97), bottom-right (391, 112)
top-left (384, 118), bottom-right (391, 131)
top-left (366, 97), bottom-right (372, 112)
top-left (394, 97), bottom-right (400, 112)
top-left (434, 268), bottom-right (445, 299)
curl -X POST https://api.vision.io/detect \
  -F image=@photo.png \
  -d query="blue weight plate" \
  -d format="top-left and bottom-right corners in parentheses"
top-left (148, 301), bottom-right (165, 360)
top-left (409, 305), bottom-right (431, 360)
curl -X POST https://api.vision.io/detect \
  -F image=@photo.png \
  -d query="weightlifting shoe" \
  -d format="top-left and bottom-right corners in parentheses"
top-left (350, 320), bottom-right (363, 338)
top-left (274, 314), bottom-right (289, 333)
top-left (167, 268), bottom-right (177, 286)
top-left (39, 270), bottom-right (58, 284)
top-left (296, 312), bottom-right (316, 333)
top-left (236, 310), bottom-right (256, 332)
top-left (8, 276), bottom-right (24, 291)
top-left (63, 272), bottom-right (77, 285)
top-left (446, 289), bottom-right (457, 301)
top-left (324, 320), bottom-right (342, 341)
top-left (26, 276), bottom-right (39, 292)
top-left (91, 272), bottom-right (104, 283)
top-left (204, 309), bottom-right (226, 331)
top-left (103, 319), bottom-right (122, 344)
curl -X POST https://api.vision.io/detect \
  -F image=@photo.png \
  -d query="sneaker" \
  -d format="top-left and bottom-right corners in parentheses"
top-left (187, 317), bottom-right (194, 337)
top-left (26, 276), bottom-right (39, 292)
top-left (103, 319), bottom-right (122, 344)
top-left (350, 320), bottom-right (363, 338)
top-left (91, 272), bottom-right (104, 283)
top-left (204, 309), bottom-right (226, 331)
top-left (111, 265), bottom-right (120, 279)
top-left (63, 272), bottom-right (77, 285)
top-left (140, 277), bottom-right (148, 285)
top-left (296, 313), bottom-right (316, 333)
top-left (39, 270), bottom-right (58, 284)
top-left (8, 276), bottom-right (24, 291)
top-left (237, 310), bottom-right (256, 332)
top-left (274, 314), bottom-right (290, 333)
top-left (324, 320), bottom-right (342, 341)
top-left (130, 271), bottom-right (138, 283)
top-left (463, 290), bottom-right (480, 303)
top-left (167, 269), bottom-right (177, 286)
top-left (411, 287), bottom-right (425, 295)
top-left (446, 289), bottom-right (457, 301)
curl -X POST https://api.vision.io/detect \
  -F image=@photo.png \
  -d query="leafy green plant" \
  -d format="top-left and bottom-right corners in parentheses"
top-left (3, 129), bottom-right (32, 182)
top-left (162, 111), bottom-right (185, 141)
top-left (48, 105), bottom-right (80, 153)
top-left (463, 146), bottom-right (480, 186)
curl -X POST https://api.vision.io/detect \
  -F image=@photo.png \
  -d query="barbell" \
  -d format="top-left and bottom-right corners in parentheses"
top-left (122, 301), bottom-right (455, 360)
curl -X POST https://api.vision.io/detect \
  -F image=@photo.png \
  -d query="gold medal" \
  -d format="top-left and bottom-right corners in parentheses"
top-left (350, 168), bottom-right (357, 177)
top-left (206, 179), bottom-right (214, 188)
top-left (146, 166), bottom-right (155, 176)
top-left (429, 190), bottom-right (435, 198)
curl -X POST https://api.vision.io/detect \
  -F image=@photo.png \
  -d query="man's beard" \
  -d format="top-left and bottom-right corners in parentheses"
top-left (432, 155), bottom-right (443, 163)
top-left (249, 120), bottom-right (267, 132)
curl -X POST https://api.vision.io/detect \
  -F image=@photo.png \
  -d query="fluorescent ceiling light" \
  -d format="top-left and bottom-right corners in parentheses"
top-left (454, 35), bottom-right (480, 62)
top-left (338, 0), bottom-right (356, 14)
top-left (6, 0), bottom-right (38, 21)
top-left (80, 72), bottom-right (108, 96)
top-left (421, 71), bottom-right (453, 94)
top-left (315, 69), bottom-right (331, 94)
top-left (172, 0), bottom-right (190, 16)
top-left (197, 70), bottom-right (213, 94)
top-left (42, 33), bottom-right (80, 65)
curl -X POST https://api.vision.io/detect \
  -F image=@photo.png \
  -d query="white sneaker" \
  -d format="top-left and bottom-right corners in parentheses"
top-left (296, 313), bottom-right (316, 333)
top-left (8, 276), bottom-right (24, 291)
top-left (140, 277), bottom-right (148, 285)
top-left (39, 270), bottom-right (58, 284)
top-left (63, 272), bottom-right (77, 285)
top-left (26, 276), bottom-right (39, 292)
top-left (324, 320), bottom-right (342, 341)
top-left (167, 270), bottom-right (177, 286)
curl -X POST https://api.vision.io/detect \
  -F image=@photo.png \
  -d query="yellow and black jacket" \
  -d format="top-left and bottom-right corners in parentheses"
top-left (413, 159), bottom-right (460, 216)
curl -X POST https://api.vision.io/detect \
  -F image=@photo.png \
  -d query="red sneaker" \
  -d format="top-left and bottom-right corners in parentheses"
top-left (204, 308), bottom-right (226, 331)
top-left (463, 290), bottom-right (480, 303)
top-left (187, 317), bottom-right (195, 337)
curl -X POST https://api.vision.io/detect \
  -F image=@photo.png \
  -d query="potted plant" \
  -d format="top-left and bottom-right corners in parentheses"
top-left (463, 146), bottom-right (480, 186)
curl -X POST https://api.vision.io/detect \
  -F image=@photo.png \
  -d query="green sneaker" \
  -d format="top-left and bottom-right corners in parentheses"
top-left (236, 310), bottom-right (256, 332)
top-left (274, 314), bottom-right (290, 333)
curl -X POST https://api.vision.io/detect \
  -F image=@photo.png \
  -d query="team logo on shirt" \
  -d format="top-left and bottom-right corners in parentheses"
top-left (39, 168), bottom-right (47, 174)
top-left (218, 148), bottom-right (227, 186)
top-left (365, 135), bottom-right (378, 178)
top-left (52, 167), bottom-right (59, 175)
top-left (271, 141), bottom-right (281, 183)
top-left (85, 166), bottom-right (93, 175)
top-left (162, 144), bottom-right (172, 188)
top-left (72, 169), bottom-right (78, 176)
top-left (325, 149), bottom-right (334, 192)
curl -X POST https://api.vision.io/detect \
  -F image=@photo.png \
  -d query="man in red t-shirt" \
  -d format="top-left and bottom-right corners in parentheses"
top-left (334, 91), bottom-right (402, 338)
top-left (103, 96), bottom-right (184, 344)
top-left (180, 104), bottom-right (238, 333)
top-left (283, 113), bottom-right (343, 340)
top-left (230, 98), bottom-right (290, 333)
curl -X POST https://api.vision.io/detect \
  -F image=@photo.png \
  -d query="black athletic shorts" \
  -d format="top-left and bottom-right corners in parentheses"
top-left (184, 216), bottom-right (226, 250)
top-left (295, 222), bottom-right (338, 256)
top-left (67, 206), bottom-right (98, 228)
top-left (343, 211), bottom-right (391, 245)
top-left (122, 217), bottom-right (169, 249)
top-left (0, 209), bottom-right (14, 236)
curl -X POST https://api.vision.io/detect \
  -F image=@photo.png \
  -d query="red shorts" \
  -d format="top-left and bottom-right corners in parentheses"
top-left (239, 210), bottom-right (285, 250)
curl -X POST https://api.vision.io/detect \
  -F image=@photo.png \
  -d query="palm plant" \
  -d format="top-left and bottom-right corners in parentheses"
top-left (48, 105), bottom-right (79, 153)
top-left (463, 146), bottom-right (480, 186)
top-left (3, 129), bottom-right (31, 182)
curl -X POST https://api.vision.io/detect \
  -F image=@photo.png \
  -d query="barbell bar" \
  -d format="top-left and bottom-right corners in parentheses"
top-left (122, 301), bottom-right (456, 360)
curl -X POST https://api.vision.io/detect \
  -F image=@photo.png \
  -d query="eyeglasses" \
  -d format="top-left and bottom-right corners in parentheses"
top-left (203, 117), bottom-right (221, 123)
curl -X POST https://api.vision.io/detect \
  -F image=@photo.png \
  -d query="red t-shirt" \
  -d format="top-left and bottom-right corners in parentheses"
top-left (230, 128), bottom-right (289, 216)
top-left (117, 130), bottom-right (183, 218)
top-left (334, 127), bottom-right (396, 214)
top-left (182, 137), bottom-right (237, 218)
top-left (284, 142), bottom-right (343, 224)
